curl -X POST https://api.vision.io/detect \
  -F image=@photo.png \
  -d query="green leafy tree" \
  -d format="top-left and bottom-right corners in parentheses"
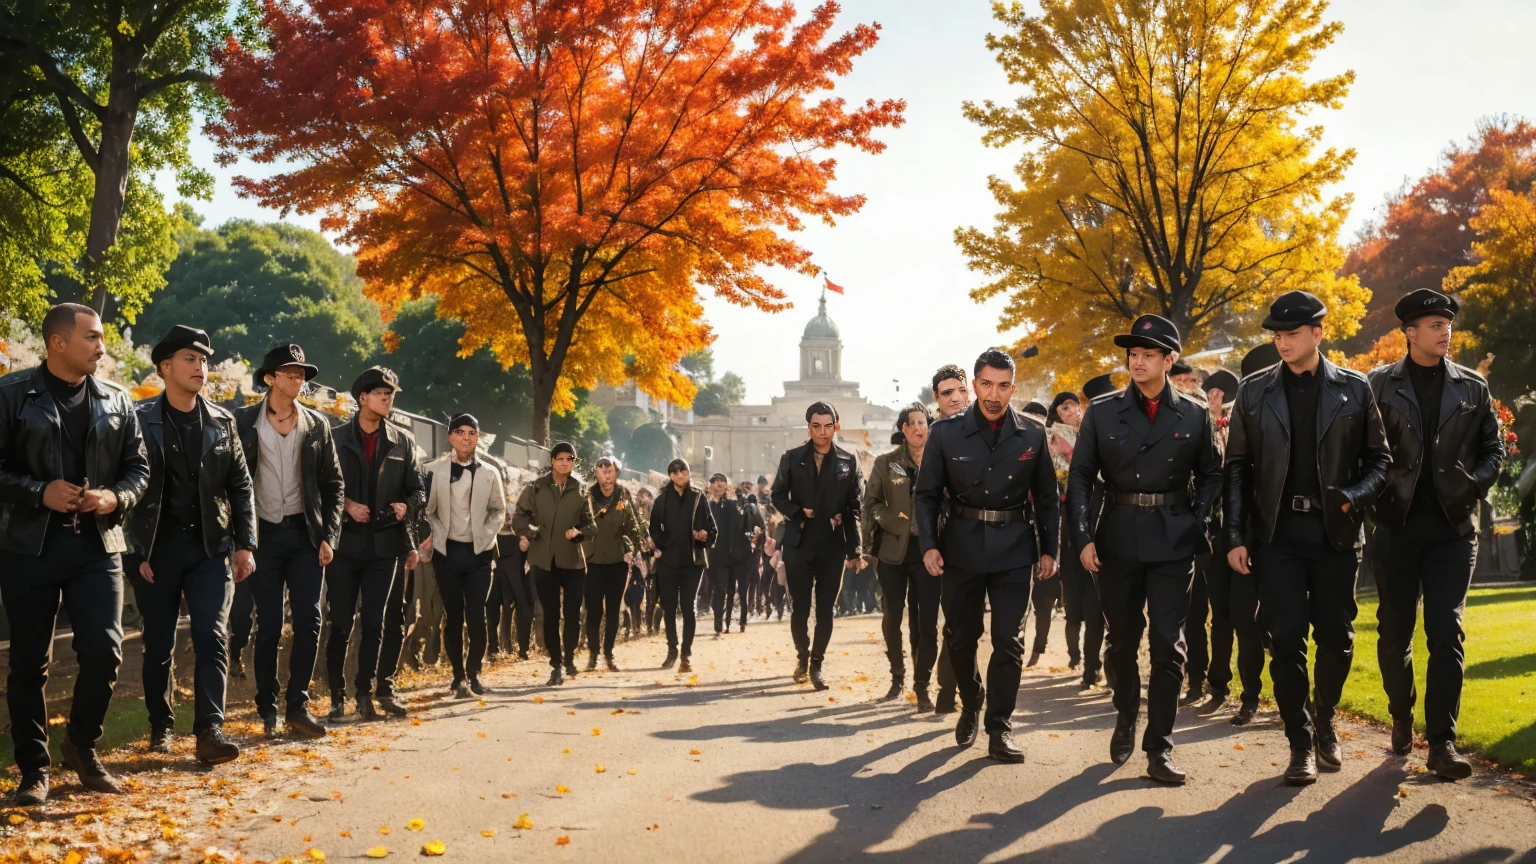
top-left (626, 423), bottom-right (678, 476)
top-left (1, 0), bottom-right (258, 313)
top-left (135, 216), bottom-right (381, 382)
top-left (380, 296), bottom-right (533, 439)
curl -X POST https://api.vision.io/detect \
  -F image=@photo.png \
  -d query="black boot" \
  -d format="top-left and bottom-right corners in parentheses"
top-left (1110, 716), bottom-right (1136, 765)
top-left (793, 658), bottom-right (809, 684)
top-left (285, 708), bottom-right (328, 740)
top-left (1197, 690), bottom-right (1228, 715)
top-left (915, 687), bottom-right (934, 712)
top-left (663, 648), bottom-right (679, 670)
top-left (1180, 683), bottom-right (1206, 705)
top-left (356, 696), bottom-right (381, 722)
top-left (260, 708), bottom-right (280, 737)
top-left (13, 771), bottom-right (48, 806)
top-left (809, 662), bottom-right (828, 691)
top-left (1315, 722), bottom-right (1342, 771)
top-left (229, 653), bottom-right (247, 680)
top-left (378, 696), bottom-right (409, 718)
top-left (546, 667), bottom-right (565, 687)
top-left (1026, 651), bottom-right (1042, 668)
top-left (564, 656), bottom-right (579, 678)
top-left (934, 687), bottom-right (957, 715)
top-left (468, 676), bottom-right (487, 696)
top-left (604, 653), bottom-right (619, 672)
top-left (61, 732), bottom-right (121, 794)
top-left (327, 690), bottom-right (347, 722)
top-left (1285, 746), bottom-right (1318, 786)
top-left (586, 652), bottom-right (599, 672)
top-left (196, 728), bottom-right (241, 767)
top-left (1426, 742), bottom-right (1473, 780)
top-left (678, 655), bottom-right (694, 674)
top-left (149, 726), bottom-right (174, 754)
top-left (988, 731), bottom-right (1025, 763)
top-left (1391, 715), bottom-right (1414, 755)
top-left (1231, 702), bottom-right (1257, 726)
top-left (880, 675), bottom-right (904, 703)
top-left (1147, 750), bottom-right (1187, 784)
top-left (955, 695), bottom-right (982, 748)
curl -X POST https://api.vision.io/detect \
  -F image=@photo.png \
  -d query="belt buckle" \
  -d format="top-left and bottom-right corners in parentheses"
top-left (1135, 493), bottom-right (1154, 507)
top-left (1291, 495), bottom-right (1312, 512)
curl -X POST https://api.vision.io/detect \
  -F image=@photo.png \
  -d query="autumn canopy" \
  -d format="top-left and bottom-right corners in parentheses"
top-left (212, 0), bottom-right (904, 441)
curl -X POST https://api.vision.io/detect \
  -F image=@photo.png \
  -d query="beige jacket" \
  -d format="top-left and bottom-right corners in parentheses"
top-left (423, 454), bottom-right (507, 556)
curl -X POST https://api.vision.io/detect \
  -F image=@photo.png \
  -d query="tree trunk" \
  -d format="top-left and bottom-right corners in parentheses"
top-left (82, 46), bottom-right (143, 312)
top-left (529, 366), bottom-right (555, 446)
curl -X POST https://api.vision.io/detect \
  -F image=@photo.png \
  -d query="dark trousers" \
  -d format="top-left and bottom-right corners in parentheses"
top-left (229, 577), bottom-right (254, 659)
top-left (533, 565), bottom-right (584, 668)
top-left (1207, 535), bottom-right (1264, 706)
top-left (737, 558), bottom-right (757, 625)
top-left (376, 557), bottom-right (411, 698)
top-left (1184, 554), bottom-right (1212, 692)
top-left (1256, 512), bottom-right (1360, 749)
top-left (585, 561), bottom-right (627, 657)
top-left (434, 542), bottom-right (494, 681)
top-left (1373, 526), bottom-right (1477, 744)
top-left (250, 521), bottom-right (324, 714)
top-left (876, 546), bottom-right (941, 686)
top-left (657, 563), bottom-right (703, 655)
top-left (942, 565), bottom-right (1031, 733)
top-left (1, 529), bottom-right (122, 775)
top-left (1061, 553), bottom-right (1104, 683)
top-left (1097, 556), bottom-right (1195, 752)
top-left (786, 552), bottom-right (844, 665)
top-left (1028, 573), bottom-right (1060, 654)
top-left (708, 563), bottom-right (736, 634)
top-left (127, 537), bottom-right (233, 733)
top-left (325, 555), bottom-right (397, 698)
top-left (493, 555), bottom-right (535, 655)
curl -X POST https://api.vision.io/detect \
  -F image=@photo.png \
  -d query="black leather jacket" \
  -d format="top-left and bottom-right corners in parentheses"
top-left (0, 366), bottom-right (150, 555)
top-left (234, 400), bottom-right (346, 550)
top-left (127, 395), bottom-right (259, 559)
top-left (333, 417), bottom-right (426, 558)
top-left (1367, 358), bottom-right (1504, 533)
top-left (1224, 354), bottom-right (1391, 551)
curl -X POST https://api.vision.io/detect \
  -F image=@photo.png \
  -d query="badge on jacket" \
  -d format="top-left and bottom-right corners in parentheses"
top-left (890, 463), bottom-right (907, 478)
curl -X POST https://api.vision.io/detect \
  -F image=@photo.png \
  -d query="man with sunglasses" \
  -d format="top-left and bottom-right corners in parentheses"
top-left (1, 303), bottom-right (150, 805)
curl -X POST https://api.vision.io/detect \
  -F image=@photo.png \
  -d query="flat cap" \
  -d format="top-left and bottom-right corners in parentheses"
top-left (151, 325), bottom-right (213, 366)
top-left (350, 366), bottom-right (401, 399)
top-left (1394, 288), bottom-right (1458, 324)
top-left (1261, 290), bottom-right (1327, 331)
top-left (1113, 314), bottom-right (1181, 354)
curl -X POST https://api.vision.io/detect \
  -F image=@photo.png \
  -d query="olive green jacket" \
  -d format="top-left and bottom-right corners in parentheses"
top-left (862, 442), bottom-right (921, 565)
top-left (584, 483), bottom-right (646, 566)
top-left (512, 472), bottom-right (597, 571)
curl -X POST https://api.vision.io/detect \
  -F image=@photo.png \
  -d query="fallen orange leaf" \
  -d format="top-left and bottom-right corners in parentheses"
top-left (339, 830), bottom-right (352, 838)
top-left (481, 829), bottom-right (497, 837)
top-left (595, 765), bottom-right (606, 774)
top-left (306, 849), bottom-right (326, 861)
top-left (501, 792), bottom-right (517, 799)
top-left (688, 748), bottom-right (701, 755)
top-left (556, 836), bottom-right (571, 846)
top-left (379, 826), bottom-right (392, 835)
top-left (591, 728), bottom-right (602, 736)
top-left (406, 818), bottom-right (426, 831)
top-left (364, 848), bottom-right (389, 859)
top-left (477, 732), bottom-right (487, 739)
top-left (627, 769), bottom-right (638, 776)
top-left (556, 784), bottom-right (571, 793)
top-left (534, 696), bottom-right (544, 704)
top-left (422, 840), bottom-right (447, 856)
top-left (514, 813), bottom-right (534, 830)
top-left (1234, 744), bottom-right (1245, 751)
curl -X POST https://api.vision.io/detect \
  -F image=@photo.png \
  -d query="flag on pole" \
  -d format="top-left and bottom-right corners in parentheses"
top-left (824, 277), bottom-right (846, 295)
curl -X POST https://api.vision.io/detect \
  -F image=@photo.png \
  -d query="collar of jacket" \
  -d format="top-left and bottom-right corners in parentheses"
top-left (1257, 352), bottom-right (1349, 392)
top-left (896, 441), bottom-right (919, 470)
top-left (958, 402), bottom-right (1025, 439)
top-left (141, 392), bottom-right (221, 451)
top-left (1115, 377), bottom-right (1192, 417)
top-left (25, 365), bottom-right (113, 406)
top-left (795, 440), bottom-right (853, 464)
top-left (1386, 355), bottom-right (1465, 384)
top-left (339, 414), bottom-right (400, 456)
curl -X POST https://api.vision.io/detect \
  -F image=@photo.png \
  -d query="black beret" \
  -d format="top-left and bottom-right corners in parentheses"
top-left (1113, 314), bottom-right (1181, 354)
top-left (1049, 391), bottom-right (1080, 415)
top-left (1261, 290), bottom-right (1327, 331)
top-left (1394, 288), bottom-right (1458, 324)
top-left (1023, 401), bottom-right (1048, 417)
top-left (255, 343), bottom-right (318, 383)
top-left (667, 458), bottom-right (690, 475)
top-left (151, 325), bottom-right (213, 366)
top-left (1170, 359), bottom-right (1193, 377)
top-left (1204, 369), bottom-right (1240, 398)
top-left (550, 441), bottom-right (577, 459)
top-left (756, 475), bottom-right (768, 485)
top-left (448, 413), bottom-right (479, 433)
top-left (1240, 342), bottom-right (1282, 377)
top-left (351, 366), bottom-right (401, 399)
top-left (1083, 374), bottom-right (1116, 400)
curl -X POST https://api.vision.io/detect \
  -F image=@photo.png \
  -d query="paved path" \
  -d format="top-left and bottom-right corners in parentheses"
top-left (208, 612), bottom-right (1536, 863)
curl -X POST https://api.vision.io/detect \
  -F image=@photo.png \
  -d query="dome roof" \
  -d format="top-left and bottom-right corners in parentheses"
top-left (801, 295), bottom-right (840, 340)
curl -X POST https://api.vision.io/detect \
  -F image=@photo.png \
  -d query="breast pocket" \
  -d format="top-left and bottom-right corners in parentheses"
top-left (947, 455), bottom-right (983, 490)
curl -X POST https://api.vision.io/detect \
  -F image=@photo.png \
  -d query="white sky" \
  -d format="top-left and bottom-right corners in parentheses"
top-left (165, 0), bottom-right (1536, 408)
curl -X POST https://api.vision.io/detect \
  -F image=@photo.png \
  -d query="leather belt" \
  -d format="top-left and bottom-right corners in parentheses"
top-left (1111, 491), bottom-right (1188, 508)
top-left (1287, 495), bottom-right (1323, 513)
top-left (950, 504), bottom-right (1031, 525)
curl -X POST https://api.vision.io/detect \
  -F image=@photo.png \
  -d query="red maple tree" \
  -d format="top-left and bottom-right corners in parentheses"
top-left (212, 0), bottom-right (904, 441)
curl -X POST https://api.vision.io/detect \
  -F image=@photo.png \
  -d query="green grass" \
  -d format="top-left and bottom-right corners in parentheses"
top-left (1338, 584), bottom-right (1536, 772)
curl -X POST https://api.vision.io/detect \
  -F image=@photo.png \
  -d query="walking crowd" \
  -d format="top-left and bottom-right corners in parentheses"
top-left (0, 283), bottom-right (1503, 806)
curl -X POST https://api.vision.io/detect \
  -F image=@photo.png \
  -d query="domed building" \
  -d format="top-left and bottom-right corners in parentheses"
top-left (594, 292), bottom-right (895, 482)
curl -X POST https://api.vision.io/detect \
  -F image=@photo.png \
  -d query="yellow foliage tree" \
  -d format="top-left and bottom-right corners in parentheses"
top-left (957, 0), bottom-right (1369, 387)
top-left (1446, 187), bottom-right (1536, 401)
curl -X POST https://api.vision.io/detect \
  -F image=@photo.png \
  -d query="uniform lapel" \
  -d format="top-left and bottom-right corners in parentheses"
top-left (1117, 387), bottom-right (1151, 450)
top-left (1317, 358), bottom-right (1348, 442)
top-left (1261, 365), bottom-right (1292, 441)
top-left (1387, 358), bottom-right (1421, 428)
top-left (1142, 381), bottom-right (1178, 448)
top-left (1439, 360), bottom-right (1466, 432)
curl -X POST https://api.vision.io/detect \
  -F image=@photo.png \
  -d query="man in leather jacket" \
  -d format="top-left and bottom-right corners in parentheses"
top-left (1367, 289), bottom-right (1503, 780)
top-left (1067, 315), bottom-right (1223, 784)
top-left (1, 304), bottom-right (150, 805)
top-left (233, 343), bottom-right (345, 739)
top-left (1224, 290), bottom-right (1390, 786)
top-left (126, 326), bottom-right (258, 767)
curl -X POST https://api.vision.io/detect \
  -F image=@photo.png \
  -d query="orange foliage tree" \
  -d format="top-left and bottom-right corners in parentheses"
top-left (212, 0), bottom-right (904, 442)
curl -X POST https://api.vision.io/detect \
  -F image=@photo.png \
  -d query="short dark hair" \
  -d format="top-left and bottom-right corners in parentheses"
top-left (667, 458), bottom-right (690, 475)
top-left (891, 402), bottom-right (932, 445)
top-left (973, 348), bottom-right (1015, 379)
top-left (806, 401), bottom-right (839, 424)
top-left (41, 303), bottom-right (98, 347)
top-left (931, 364), bottom-right (966, 393)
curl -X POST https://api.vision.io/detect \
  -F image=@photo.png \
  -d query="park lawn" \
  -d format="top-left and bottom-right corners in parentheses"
top-left (1338, 584), bottom-right (1536, 772)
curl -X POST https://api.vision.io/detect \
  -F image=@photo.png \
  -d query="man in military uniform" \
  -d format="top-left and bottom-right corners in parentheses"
top-left (1226, 291), bottom-right (1390, 785)
top-left (1368, 289), bottom-right (1503, 780)
top-left (771, 402), bottom-right (865, 690)
top-left (915, 349), bottom-right (1058, 763)
top-left (1067, 315), bottom-right (1223, 784)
